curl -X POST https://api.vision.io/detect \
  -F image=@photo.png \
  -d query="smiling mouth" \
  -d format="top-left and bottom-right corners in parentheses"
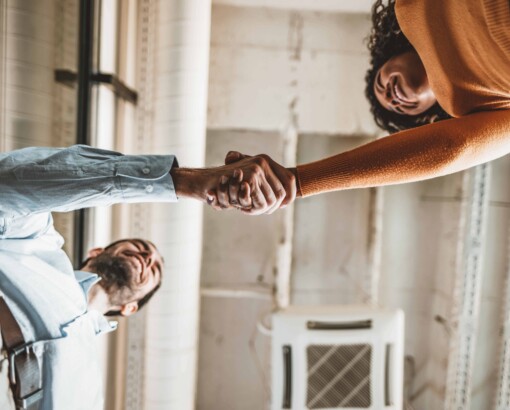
top-left (393, 84), bottom-right (407, 103)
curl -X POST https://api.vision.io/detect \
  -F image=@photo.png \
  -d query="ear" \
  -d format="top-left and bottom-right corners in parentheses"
top-left (87, 247), bottom-right (104, 259)
top-left (119, 301), bottom-right (139, 317)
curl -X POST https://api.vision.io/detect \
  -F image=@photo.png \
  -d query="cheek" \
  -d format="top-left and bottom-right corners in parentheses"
top-left (417, 89), bottom-right (436, 109)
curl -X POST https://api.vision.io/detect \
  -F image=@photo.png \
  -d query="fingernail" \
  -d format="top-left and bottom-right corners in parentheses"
top-left (240, 185), bottom-right (245, 192)
top-left (221, 175), bottom-right (228, 185)
top-left (233, 169), bottom-right (240, 179)
top-left (206, 195), bottom-right (214, 205)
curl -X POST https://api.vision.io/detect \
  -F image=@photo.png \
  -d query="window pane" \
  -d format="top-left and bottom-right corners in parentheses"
top-left (94, 84), bottom-right (116, 149)
top-left (99, 0), bottom-right (119, 74)
top-left (117, 99), bottom-right (136, 152)
top-left (118, 0), bottom-right (137, 88)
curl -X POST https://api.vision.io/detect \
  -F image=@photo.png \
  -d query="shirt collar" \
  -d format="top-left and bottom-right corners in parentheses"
top-left (89, 310), bottom-right (118, 335)
top-left (73, 270), bottom-right (118, 335)
top-left (73, 270), bottom-right (100, 300)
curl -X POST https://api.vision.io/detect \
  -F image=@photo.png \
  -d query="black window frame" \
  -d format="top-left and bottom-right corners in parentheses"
top-left (54, 0), bottom-right (138, 267)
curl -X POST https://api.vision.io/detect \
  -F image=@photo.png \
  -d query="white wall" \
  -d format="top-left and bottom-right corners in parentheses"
top-left (207, 5), bottom-right (376, 135)
top-left (213, 0), bottom-right (374, 13)
top-left (198, 130), bottom-right (282, 410)
top-left (199, 4), bottom-right (510, 410)
top-left (200, 5), bottom-right (378, 409)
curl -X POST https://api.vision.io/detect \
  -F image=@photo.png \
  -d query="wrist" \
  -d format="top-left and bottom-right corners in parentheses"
top-left (170, 167), bottom-right (206, 200)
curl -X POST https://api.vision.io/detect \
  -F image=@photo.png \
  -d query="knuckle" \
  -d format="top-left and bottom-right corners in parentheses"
top-left (253, 156), bottom-right (268, 167)
top-left (252, 164), bottom-right (263, 175)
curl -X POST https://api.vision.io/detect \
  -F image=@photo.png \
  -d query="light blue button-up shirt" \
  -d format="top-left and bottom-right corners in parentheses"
top-left (0, 145), bottom-right (178, 409)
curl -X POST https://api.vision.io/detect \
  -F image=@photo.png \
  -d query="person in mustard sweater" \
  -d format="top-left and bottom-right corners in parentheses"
top-left (206, 0), bottom-right (510, 214)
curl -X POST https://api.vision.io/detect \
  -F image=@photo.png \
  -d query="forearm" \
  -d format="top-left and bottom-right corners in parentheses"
top-left (0, 145), bottom-right (178, 218)
top-left (296, 110), bottom-right (510, 197)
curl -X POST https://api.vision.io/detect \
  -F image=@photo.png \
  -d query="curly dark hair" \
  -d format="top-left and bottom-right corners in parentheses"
top-left (365, 0), bottom-right (451, 133)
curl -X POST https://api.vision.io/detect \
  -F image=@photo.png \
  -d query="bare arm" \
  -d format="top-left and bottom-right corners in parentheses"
top-left (297, 110), bottom-right (510, 196)
top-left (216, 110), bottom-right (510, 214)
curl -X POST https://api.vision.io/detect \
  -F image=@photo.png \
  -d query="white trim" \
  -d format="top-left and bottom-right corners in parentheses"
top-left (445, 164), bottom-right (491, 410)
top-left (213, 0), bottom-right (373, 13)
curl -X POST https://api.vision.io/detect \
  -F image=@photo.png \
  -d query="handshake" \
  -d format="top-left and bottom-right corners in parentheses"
top-left (171, 151), bottom-right (298, 215)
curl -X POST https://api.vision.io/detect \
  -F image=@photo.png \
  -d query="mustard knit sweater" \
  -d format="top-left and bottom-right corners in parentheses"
top-left (295, 0), bottom-right (510, 197)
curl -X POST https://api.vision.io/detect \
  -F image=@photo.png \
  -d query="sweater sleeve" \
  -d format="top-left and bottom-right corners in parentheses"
top-left (296, 109), bottom-right (510, 197)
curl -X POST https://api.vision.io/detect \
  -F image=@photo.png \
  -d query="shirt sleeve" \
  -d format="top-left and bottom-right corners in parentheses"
top-left (0, 145), bottom-right (178, 237)
top-left (296, 109), bottom-right (510, 196)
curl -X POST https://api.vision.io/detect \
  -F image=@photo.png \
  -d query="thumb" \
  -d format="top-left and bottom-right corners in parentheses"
top-left (225, 151), bottom-right (251, 165)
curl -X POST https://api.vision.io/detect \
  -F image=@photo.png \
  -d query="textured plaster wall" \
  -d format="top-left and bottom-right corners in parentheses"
top-left (207, 5), bottom-right (376, 135)
top-left (199, 4), bottom-right (510, 410)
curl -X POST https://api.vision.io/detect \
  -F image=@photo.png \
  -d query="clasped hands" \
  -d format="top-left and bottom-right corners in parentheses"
top-left (206, 151), bottom-right (297, 215)
top-left (171, 151), bottom-right (297, 215)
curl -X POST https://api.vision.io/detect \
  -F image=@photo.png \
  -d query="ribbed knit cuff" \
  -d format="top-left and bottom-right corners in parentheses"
top-left (296, 157), bottom-right (355, 198)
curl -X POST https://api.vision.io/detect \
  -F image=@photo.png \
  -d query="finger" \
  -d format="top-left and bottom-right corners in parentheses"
top-left (249, 155), bottom-right (286, 212)
top-left (253, 154), bottom-right (296, 208)
top-left (206, 191), bottom-right (223, 211)
top-left (258, 178), bottom-right (280, 215)
top-left (228, 169), bottom-right (243, 206)
top-left (255, 166), bottom-right (285, 214)
top-left (272, 166), bottom-right (297, 207)
top-left (225, 151), bottom-right (251, 165)
top-left (238, 181), bottom-right (252, 209)
top-left (217, 175), bottom-right (231, 209)
top-left (249, 182), bottom-right (268, 216)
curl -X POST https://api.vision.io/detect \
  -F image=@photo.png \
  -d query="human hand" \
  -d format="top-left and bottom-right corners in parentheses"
top-left (170, 154), bottom-right (294, 215)
top-left (215, 151), bottom-right (298, 215)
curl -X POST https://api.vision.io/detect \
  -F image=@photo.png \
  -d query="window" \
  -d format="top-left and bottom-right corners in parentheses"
top-left (55, 0), bottom-right (138, 266)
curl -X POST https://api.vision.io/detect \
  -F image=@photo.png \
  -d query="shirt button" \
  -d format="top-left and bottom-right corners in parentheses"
top-left (145, 185), bottom-right (154, 193)
top-left (142, 167), bottom-right (150, 175)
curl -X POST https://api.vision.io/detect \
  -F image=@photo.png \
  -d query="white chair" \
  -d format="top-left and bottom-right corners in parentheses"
top-left (272, 305), bottom-right (404, 410)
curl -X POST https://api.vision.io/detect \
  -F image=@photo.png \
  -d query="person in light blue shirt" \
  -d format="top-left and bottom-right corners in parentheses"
top-left (0, 144), bottom-right (285, 409)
